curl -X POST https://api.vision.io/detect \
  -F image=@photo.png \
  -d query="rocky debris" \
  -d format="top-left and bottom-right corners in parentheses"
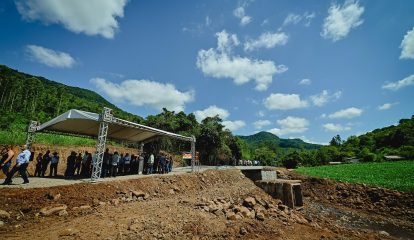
top-left (243, 197), bottom-right (256, 208)
top-left (58, 210), bottom-right (68, 216)
top-left (45, 192), bottom-right (61, 201)
top-left (79, 205), bottom-right (91, 210)
top-left (378, 230), bottom-right (390, 237)
top-left (39, 204), bottom-right (67, 216)
top-left (0, 220), bottom-right (4, 227)
top-left (59, 228), bottom-right (80, 236)
top-left (239, 227), bottom-right (248, 235)
top-left (114, 190), bottom-right (150, 203)
top-left (111, 199), bottom-right (120, 206)
top-left (196, 195), bottom-right (307, 224)
top-left (0, 209), bottom-right (10, 219)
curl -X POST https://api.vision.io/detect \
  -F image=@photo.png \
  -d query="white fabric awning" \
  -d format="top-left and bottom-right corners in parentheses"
top-left (37, 109), bottom-right (193, 143)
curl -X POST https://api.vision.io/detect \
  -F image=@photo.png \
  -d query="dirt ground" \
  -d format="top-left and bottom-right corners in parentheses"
top-left (0, 169), bottom-right (413, 240)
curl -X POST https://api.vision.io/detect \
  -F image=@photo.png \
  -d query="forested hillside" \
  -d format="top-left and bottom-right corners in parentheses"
top-left (0, 65), bottom-right (143, 130)
top-left (338, 115), bottom-right (414, 160)
top-left (0, 65), bottom-right (241, 165)
top-left (239, 131), bottom-right (321, 150)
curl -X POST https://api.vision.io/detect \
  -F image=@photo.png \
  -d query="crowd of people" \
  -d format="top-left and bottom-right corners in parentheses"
top-left (238, 159), bottom-right (261, 166)
top-left (0, 145), bottom-right (175, 185)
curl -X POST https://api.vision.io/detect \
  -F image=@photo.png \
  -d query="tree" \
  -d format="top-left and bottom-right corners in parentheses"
top-left (329, 134), bottom-right (343, 147)
top-left (282, 151), bottom-right (302, 169)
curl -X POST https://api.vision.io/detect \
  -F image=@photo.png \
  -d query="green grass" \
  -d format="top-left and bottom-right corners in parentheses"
top-left (295, 161), bottom-right (414, 192)
top-left (0, 130), bottom-right (97, 146)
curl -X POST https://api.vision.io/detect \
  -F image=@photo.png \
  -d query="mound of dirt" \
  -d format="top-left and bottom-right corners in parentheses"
top-left (0, 170), bottom-right (399, 239)
top-left (286, 171), bottom-right (414, 223)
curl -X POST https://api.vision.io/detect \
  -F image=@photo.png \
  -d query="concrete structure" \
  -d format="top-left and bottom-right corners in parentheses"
top-left (255, 179), bottom-right (303, 209)
top-left (235, 166), bottom-right (277, 181)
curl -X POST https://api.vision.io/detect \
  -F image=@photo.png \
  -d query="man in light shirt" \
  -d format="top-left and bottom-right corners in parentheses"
top-left (2, 144), bottom-right (31, 185)
top-left (148, 153), bottom-right (154, 174)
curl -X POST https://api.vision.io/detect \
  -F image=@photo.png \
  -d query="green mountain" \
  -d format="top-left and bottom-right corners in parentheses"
top-left (341, 115), bottom-right (414, 159)
top-left (0, 64), bottom-right (143, 130)
top-left (239, 131), bottom-right (322, 150)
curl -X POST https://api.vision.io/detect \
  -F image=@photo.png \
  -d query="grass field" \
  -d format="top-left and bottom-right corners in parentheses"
top-left (295, 161), bottom-right (414, 192)
top-left (0, 130), bottom-right (99, 146)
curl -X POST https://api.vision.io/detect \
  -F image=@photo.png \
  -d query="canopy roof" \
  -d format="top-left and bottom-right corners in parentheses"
top-left (37, 109), bottom-right (193, 143)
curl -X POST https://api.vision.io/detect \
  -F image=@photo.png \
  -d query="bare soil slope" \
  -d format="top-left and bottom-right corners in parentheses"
top-left (0, 170), bottom-right (410, 239)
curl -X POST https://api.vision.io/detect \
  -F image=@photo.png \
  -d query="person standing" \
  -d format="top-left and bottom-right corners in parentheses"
top-left (75, 153), bottom-right (82, 176)
top-left (102, 148), bottom-right (110, 178)
top-left (81, 151), bottom-right (89, 177)
top-left (41, 150), bottom-right (51, 177)
top-left (168, 155), bottom-right (173, 173)
top-left (118, 153), bottom-right (124, 175)
top-left (34, 152), bottom-right (43, 177)
top-left (148, 153), bottom-right (154, 174)
top-left (65, 151), bottom-right (76, 178)
top-left (111, 151), bottom-right (120, 177)
top-left (159, 154), bottom-right (165, 174)
top-left (0, 145), bottom-right (14, 176)
top-left (123, 153), bottom-right (131, 175)
top-left (2, 144), bottom-right (31, 185)
top-left (49, 152), bottom-right (59, 177)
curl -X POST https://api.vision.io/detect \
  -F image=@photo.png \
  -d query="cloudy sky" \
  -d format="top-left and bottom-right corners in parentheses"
top-left (1, 0), bottom-right (413, 144)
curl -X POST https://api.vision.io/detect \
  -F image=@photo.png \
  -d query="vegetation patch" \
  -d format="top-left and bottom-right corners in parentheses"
top-left (295, 161), bottom-right (414, 192)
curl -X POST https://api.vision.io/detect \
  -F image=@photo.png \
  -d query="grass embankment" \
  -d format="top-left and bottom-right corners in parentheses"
top-left (295, 161), bottom-right (414, 192)
top-left (0, 130), bottom-right (97, 146)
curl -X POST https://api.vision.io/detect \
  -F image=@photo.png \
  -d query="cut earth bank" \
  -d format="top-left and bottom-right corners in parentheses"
top-left (0, 169), bottom-right (413, 239)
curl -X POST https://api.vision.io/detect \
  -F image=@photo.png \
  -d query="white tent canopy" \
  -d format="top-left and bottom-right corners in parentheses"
top-left (27, 108), bottom-right (196, 181)
top-left (37, 109), bottom-right (193, 142)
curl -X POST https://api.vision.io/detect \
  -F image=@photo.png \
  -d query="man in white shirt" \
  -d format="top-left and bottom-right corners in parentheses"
top-left (148, 153), bottom-right (154, 174)
top-left (2, 144), bottom-right (31, 185)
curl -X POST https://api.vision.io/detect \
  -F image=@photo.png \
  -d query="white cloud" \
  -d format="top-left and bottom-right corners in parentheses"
top-left (321, 0), bottom-right (364, 42)
top-left (197, 30), bottom-right (287, 91)
top-left (244, 32), bottom-right (288, 51)
top-left (283, 12), bottom-right (316, 27)
top-left (310, 90), bottom-right (342, 107)
top-left (90, 78), bottom-right (194, 112)
top-left (378, 103), bottom-right (397, 111)
top-left (26, 45), bottom-right (75, 68)
top-left (253, 120), bottom-right (272, 129)
top-left (233, 5), bottom-right (251, 26)
top-left (299, 79), bottom-right (311, 85)
top-left (323, 123), bottom-right (351, 132)
top-left (328, 107), bottom-right (363, 119)
top-left (194, 105), bottom-right (230, 122)
top-left (257, 111), bottom-right (265, 117)
top-left (264, 93), bottom-right (308, 110)
top-left (223, 120), bottom-right (246, 131)
top-left (400, 27), bottom-right (414, 59)
top-left (382, 74), bottom-right (414, 91)
top-left (268, 116), bottom-right (309, 136)
top-left (16, 0), bottom-right (128, 39)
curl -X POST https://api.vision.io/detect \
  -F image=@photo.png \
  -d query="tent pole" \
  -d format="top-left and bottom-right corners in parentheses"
top-left (191, 136), bottom-right (196, 172)
top-left (91, 107), bottom-right (112, 181)
top-left (26, 120), bottom-right (38, 151)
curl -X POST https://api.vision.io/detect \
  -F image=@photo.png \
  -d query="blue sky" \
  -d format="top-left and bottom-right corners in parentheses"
top-left (1, 0), bottom-right (414, 144)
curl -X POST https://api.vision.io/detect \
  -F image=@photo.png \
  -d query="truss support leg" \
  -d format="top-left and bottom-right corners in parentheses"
top-left (191, 136), bottom-right (196, 172)
top-left (91, 107), bottom-right (112, 182)
top-left (26, 120), bottom-right (38, 151)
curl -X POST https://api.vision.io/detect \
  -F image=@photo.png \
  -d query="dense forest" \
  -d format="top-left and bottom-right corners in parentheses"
top-left (0, 64), bottom-right (143, 131)
top-left (1, 65), bottom-right (412, 167)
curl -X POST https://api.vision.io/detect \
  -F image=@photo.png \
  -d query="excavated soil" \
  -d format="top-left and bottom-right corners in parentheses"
top-left (0, 169), bottom-right (412, 239)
